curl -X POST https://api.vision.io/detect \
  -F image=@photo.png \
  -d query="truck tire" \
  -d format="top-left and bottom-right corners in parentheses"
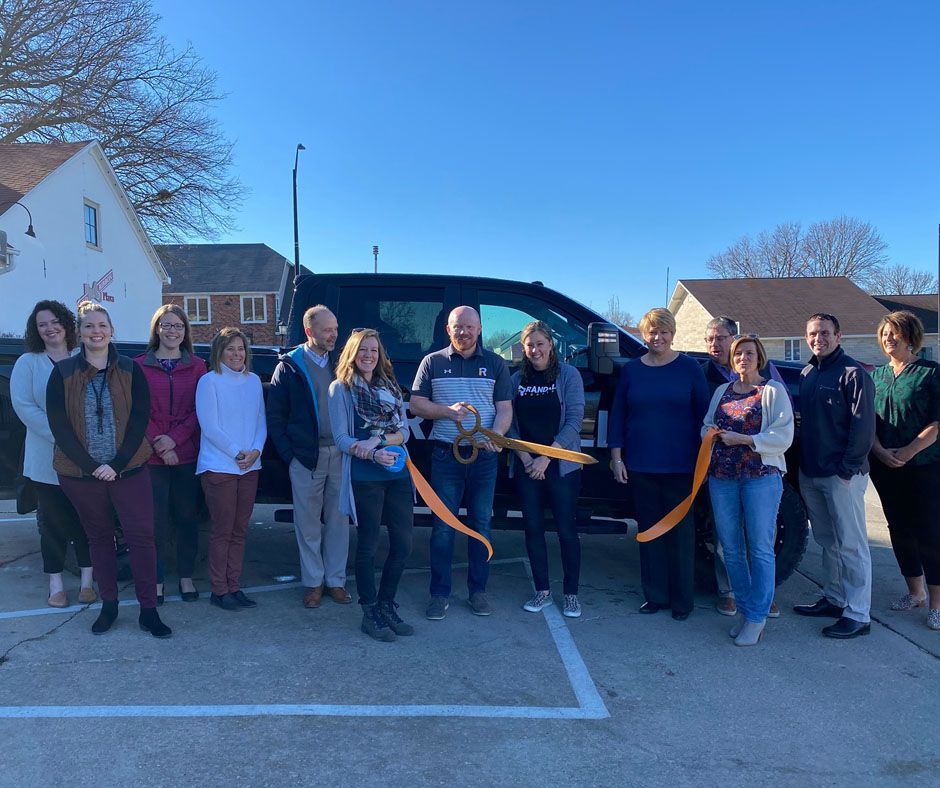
top-left (694, 480), bottom-right (809, 590)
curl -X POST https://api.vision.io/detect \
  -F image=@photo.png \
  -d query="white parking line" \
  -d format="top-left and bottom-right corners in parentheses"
top-left (0, 558), bottom-right (609, 720)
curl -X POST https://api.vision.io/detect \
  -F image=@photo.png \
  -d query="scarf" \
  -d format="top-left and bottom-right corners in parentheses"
top-left (351, 374), bottom-right (405, 434)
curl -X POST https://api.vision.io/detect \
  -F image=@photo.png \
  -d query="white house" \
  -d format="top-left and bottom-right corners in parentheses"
top-left (0, 141), bottom-right (168, 340)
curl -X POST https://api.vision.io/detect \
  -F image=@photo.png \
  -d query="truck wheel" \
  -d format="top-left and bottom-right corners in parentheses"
top-left (694, 480), bottom-right (809, 590)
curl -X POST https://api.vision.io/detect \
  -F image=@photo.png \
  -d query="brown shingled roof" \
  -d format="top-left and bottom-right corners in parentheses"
top-left (0, 142), bottom-right (91, 207)
top-left (874, 294), bottom-right (939, 333)
top-left (674, 276), bottom-right (890, 336)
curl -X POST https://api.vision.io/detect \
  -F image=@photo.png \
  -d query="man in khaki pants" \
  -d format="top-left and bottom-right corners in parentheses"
top-left (267, 306), bottom-right (351, 607)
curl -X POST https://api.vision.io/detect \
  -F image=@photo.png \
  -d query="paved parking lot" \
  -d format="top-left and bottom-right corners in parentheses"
top-left (1, 487), bottom-right (937, 786)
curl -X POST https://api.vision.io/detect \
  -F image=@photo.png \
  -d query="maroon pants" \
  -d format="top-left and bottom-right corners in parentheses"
top-left (59, 468), bottom-right (158, 608)
top-left (202, 470), bottom-right (258, 596)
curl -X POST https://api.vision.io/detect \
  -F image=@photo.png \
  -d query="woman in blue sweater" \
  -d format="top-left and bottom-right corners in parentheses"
top-left (509, 321), bottom-right (586, 618)
top-left (608, 308), bottom-right (710, 620)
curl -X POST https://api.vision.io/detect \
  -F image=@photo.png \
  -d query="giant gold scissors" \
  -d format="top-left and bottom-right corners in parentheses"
top-left (451, 404), bottom-right (598, 466)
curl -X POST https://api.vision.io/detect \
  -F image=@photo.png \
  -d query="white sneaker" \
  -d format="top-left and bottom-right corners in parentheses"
top-left (523, 590), bottom-right (553, 612)
top-left (563, 594), bottom-right (582, 618)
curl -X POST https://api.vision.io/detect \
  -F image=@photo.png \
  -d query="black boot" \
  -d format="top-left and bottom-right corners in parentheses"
top-left (361, 604), bottom-right (395, 642)
top-left (378, 600), bottom-right (414, 636)
top-left (91, 599), bottom-right (119, 635)
top-left (139, 607), bottom-right (172, 638)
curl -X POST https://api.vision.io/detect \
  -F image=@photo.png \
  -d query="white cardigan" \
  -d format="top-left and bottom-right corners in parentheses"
top-left (701, 379), bottom-right (794, 474)
top-left (195, 365), bottom-right (267, 475)
top-left (11, 352), bottom-right (60, 484)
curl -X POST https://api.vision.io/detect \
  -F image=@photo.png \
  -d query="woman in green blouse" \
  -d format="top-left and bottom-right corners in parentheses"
top-left (869, 311), bottom-right (940, 630)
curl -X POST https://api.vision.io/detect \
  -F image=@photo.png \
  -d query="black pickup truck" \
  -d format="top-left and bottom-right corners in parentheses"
top-left (0, 272), bottom-right (809, 585)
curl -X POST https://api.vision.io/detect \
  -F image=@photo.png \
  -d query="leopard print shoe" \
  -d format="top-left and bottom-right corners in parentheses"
top-left (890, 593), bottom-right (926, 612)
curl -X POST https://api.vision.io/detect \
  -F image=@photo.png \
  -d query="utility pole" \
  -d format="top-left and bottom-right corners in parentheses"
top-left (665, 266), bottom-right (670, 305)
top-left (373, 245), bottom-right (379, 274)
top-left (292, 143), bottom-right (305, 282)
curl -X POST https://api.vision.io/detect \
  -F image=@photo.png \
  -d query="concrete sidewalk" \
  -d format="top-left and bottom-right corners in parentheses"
top-left (0, 488), bottom-right (937, 786)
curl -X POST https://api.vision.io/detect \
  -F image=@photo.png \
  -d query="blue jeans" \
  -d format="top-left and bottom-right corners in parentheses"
top-left (708, 474), bottom-right (783, 623)
top-left (429, 443), bottom-right (498, 597)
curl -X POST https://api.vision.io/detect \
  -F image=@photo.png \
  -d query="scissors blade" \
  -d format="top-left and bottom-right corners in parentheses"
top-left (498, 436), bottom-right (598, 465)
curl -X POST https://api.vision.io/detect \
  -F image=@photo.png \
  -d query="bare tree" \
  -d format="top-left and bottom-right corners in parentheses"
top-left (705, 235), bottom-right (764, 278)
top-left (604, 295), bottom-right (634, 328)
top-left (757, 222), bottom-right (809, 277)
top-left (0, 0), bottom-right (242, 241)
top-left (801, 216), bottom-right (888, 283)
top-left (866, 263), bottom-right (938, 295)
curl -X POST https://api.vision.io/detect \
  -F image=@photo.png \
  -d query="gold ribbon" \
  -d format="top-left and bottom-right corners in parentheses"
top-left (635, 428), bottom-right (718, 543)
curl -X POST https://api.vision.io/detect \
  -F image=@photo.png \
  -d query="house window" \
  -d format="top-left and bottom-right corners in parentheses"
top-left (184, 295), bottom-right (211, 324)
top-left (920, 345), bottom-right (935, 361)
top-left (84, 201), bottom-right (100, 248)
top-left (241, 295), bottom-right (267, 324)
top-left (784, 339), bottom-right (802, 362)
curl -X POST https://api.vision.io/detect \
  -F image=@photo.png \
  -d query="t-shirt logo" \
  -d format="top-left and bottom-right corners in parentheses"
top-left (443, 368), bottom-right (452, 374)
top-left (479, 367), bottom-right (487, 377)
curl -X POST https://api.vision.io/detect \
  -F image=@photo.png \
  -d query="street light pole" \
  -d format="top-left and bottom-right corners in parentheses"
top-left (373, 245), bottom-right (379, 274)
top-left (292, 143), bottom-right (305, 283)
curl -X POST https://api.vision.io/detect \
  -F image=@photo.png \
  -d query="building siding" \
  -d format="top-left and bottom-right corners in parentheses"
top-left (671, 292), bottom-right (713, 353)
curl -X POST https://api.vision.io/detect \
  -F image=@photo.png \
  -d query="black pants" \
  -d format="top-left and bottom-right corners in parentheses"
top-left (630, 472), bottom-right (695, 615)
top-left (34, 482), bottom-right (91, 574)
top-left (870, 458), bottom-right (940, 585)
top-left (515, 465), bottom-right (582, 595)
top-left (150, 463), bottom-right (202, 582)
top-left (352, 477), bottom-right (414, 606)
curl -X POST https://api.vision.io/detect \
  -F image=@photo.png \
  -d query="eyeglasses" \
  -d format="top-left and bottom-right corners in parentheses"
top-left (733, 333), bottom-right (759, 340)
top-left (704, 335), bottom-right (732, 343)
top-left (159, 322), bottom-right (185, 332)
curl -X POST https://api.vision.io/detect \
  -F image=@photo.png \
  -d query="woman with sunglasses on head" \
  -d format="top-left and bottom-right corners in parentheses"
top-left (508, 321), bottom-right (586, 618)
top-left (328, 328), bottom-right (413, 642)
top-left (46, 301), bottom-right (170, 637)
top-left (135, 305), bottom-right (207, 605)
top-left (11, 300), bottom-right (95, 608)
top-left (196, 328), bottom-right (266, 612)
top-left (702, 335), bottom-right (793, 646)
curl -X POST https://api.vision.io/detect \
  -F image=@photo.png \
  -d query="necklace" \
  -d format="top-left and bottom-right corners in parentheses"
top-left (89, 370), bottom-right (107, 434)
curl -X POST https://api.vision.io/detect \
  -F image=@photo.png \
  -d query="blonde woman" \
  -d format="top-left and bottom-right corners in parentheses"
top-left (608, 308), bottom-right (710, 620)
top-left (135, 305), bottom-right (207, 604)
top-left (46, 301), bottom-right (170, 637)
top-left (328, 328), bottom-right (413, 642)
top-left (195, 328), bottom-right (266, 612)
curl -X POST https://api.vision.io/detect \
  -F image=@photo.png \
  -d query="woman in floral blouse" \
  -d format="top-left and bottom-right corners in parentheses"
top-left (869, 311), bottom-right (940, 630)
top-left (703, 335), bottom-right (794, 646)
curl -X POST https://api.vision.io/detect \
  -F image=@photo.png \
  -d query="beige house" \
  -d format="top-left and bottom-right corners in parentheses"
top-left (667, 277), bottom-right (910, 366)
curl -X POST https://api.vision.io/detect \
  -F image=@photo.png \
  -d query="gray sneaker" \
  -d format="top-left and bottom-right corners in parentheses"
top-left (563, 594), bottom-right (582, 618)
top-left (469, 592), bottom-right (492, 616)
top-left (426, 596), bottom-right (449, 620)
top-left (523, 590), bottom-right (553, 613)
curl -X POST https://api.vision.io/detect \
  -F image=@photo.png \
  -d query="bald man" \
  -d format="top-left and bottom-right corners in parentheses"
top-left (410, 306), bottom-right (513, 620)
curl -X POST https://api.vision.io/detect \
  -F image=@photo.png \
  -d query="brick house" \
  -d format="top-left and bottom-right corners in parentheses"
top-left (156, 243), bottom-right (311, 346)
top-left (667, 277), bottom-right (896, 366)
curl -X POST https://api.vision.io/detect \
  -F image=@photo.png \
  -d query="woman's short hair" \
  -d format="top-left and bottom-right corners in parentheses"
top-left (520, 320), bottom-right (559, 385)
top-left (637, 307), bottom-right (676, 337)
top-left (208, 327), bottom-right (252, 373)
top-left (877, 310), bottom-right (925, 355)
top-left (24, 300), bottom-right (77, 353)
top-left (147, 304), bottom-right (194, 354)
top-left (729, 335), bottom-right (768, 372)
top-left (335, 328), bottom-right (398, 390)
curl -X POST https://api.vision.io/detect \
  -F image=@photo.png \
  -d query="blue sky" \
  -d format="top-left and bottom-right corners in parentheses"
top-left (153, 1), bottom-right (940, 320)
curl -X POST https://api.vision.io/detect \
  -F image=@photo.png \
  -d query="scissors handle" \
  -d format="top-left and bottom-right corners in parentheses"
top-left (452, 434), bottom-right (479, 465)
top-left (455, 404), bottom-right (482, 437)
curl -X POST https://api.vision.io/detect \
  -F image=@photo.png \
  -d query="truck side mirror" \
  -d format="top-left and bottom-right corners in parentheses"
top-left (588, 321), bottom-right (622, 374)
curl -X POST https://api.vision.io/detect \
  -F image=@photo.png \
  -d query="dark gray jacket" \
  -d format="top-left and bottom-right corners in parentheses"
top-left (799, 346), bottom-right (875, 479)
top-left (507, 362), bottom-right (585, 477)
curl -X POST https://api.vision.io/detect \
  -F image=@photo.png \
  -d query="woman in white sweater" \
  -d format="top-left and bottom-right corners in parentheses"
top-left (11, 300), bottom-right (95, 607)
top-left (702, 335), bottom-right (794, 647)
top-left (195, 328), bottom-right (266, 612)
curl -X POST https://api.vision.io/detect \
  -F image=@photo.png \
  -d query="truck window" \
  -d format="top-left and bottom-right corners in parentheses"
top-left (478, 290), bottom-right (588, 365)
top-left (336, 286), bottom-right (447, 360)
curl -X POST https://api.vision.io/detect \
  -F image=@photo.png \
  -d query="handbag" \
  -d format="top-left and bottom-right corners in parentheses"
top-left (15, 474), bottom-right (38, 515)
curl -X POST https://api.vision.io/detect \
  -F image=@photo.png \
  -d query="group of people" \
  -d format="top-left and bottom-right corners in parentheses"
top-left (611, 307), bottom-right (938, 645)
top-left (10, 295), bottom-right (939, 645)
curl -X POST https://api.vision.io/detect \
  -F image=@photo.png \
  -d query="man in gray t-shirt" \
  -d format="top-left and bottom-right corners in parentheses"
top-left (410, 306), bottom-right (513, 620)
